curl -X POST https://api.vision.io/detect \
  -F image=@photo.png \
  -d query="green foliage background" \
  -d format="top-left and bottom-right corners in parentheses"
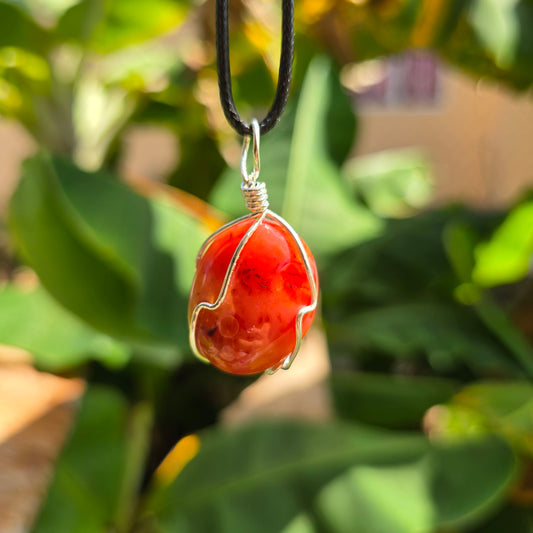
top-left (1, 0), bottom-right (533, 531)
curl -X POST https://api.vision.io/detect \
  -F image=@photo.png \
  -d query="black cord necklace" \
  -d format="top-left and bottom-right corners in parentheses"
top-left (187, 0), bottom-right (318, 376)
top-left (216, 0), bottom-right (294, 136)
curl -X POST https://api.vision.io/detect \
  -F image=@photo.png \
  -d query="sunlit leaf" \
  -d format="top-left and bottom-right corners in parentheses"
top-left (0, 285), bottom-right (129, 370)
top-left (473, 201), bottom-right (533, 287)
top-left (57, 0), bottom-right (188, 52)
top-left (144, 421), bottom-right (516, 533)
top-left (73, 78), bottom-right (137, 170)
top-left (97, 43), bottom-right (179, 90)
top-left (344, 148), bottom-right (434, 218)
top-left (0, 78), bottom-right (23, 111)
top-left (468, 0), bottom-right (520, 69)
top-left (0, 47), bottom-right (49, 80)
top-left (437, 381), bottom-right (533, 456)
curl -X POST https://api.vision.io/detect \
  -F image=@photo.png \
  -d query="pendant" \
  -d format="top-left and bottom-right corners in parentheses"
top-left (188, 120), bottom-right (318, 375)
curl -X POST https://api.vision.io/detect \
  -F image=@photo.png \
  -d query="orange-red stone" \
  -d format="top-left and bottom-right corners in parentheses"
top-left (188, 216), bottom-right (318, 375)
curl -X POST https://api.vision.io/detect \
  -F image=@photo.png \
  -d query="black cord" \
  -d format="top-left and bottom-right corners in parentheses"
top-left (216, 0), bottom-right (294, 136)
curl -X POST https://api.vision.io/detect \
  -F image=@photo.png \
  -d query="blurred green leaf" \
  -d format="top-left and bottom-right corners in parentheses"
top-left (233, 56), bottom-right (276, 109)
top-left (443, 220), bottom-right (479, 285)
top-left (442, 216), bottom-right (533, 378)
top-left (344, 148), bottom-right (434, 218)
top-left (474, 296), bottom-right (533, 380)
top-left (321, 208), bottom-right (530, 378)
top-left (343, 0), bottom-right (421, 59)
top-left (0, 2), bottom-right (48, 51)
top-left (458, 381), bottom-right (533, 427)
top-left (331, 372), bottom-right (459, 430)
top-left (33, 386), bottom-right (131, 533)
top-left (307, 0), bottom-right (533, 90)
top-left (321, 209), bottom-right (485, 311)
top-left (439, 382), bottom-right (533, 455)
top-left (469, 503), bottom-right (533, 533)
top-left (170, 133), bottom-right (227, 200)
top-left (327, 302), bottom-right (522, 377)
top-left (9, 154), bottom-right (209, 358)
top-left (57, 0), bottom-right (188, 51)
top-left (436, 0), bottom-right (533, 89)
top-left (0, 285), bottom-right (129, 370)
top-left (19, 0), bottom-right (81, 22)
top-left (468, 0), bottom-right (520, 69)
top-left (473, 201), bottom-right (533, 287)
top-left (72, 78), bottom-right (137, 170)
top-left (145, 421), bottom-right (515, 533)
top-left (210, 56), bottom-right (381, 260)
top-left (97, 43), bottom-right (179, 90)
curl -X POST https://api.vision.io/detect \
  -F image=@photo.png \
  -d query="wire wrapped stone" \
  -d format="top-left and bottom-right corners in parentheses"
top-left (188, 118), bottom-right (318, 375)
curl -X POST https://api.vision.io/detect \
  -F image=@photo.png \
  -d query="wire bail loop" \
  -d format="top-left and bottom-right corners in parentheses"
top-left (240, 118), bottom-right (260, 184)
top-left (240, 118), bottom-right (269, 214)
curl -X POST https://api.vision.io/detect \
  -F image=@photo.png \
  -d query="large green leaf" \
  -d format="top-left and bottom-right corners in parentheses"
top-left (331, 372), bottom-right (459, 430)
top-left (9, 154), bottom-right (209, 356)
top-left (33, 386), bottom-right (150, 533)
top-left (144, 421), bottom-right (515, 533)
top-left (210, 56), bottom-right (381, 260)
top-left (0, 285), bottom-right (128, 370)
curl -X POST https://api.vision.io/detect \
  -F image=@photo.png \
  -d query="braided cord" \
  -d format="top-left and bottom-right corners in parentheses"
top-left (216, 0), bottom-right (294, 136)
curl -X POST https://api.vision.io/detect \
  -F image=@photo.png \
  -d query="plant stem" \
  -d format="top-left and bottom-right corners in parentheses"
top-left (113, 401), bottom-right (154, 533)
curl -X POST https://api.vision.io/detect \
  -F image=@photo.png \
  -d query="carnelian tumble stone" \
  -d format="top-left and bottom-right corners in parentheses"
top-left (188, 216), bottom-right (318, 375)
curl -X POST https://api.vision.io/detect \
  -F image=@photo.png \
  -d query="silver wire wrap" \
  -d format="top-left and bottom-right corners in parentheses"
top-left (189, 118), bottom-right (317, 374)
top-left (241, 181), bottom-right (269, 213)
top-left (240, 118), bottom-right (260, 183)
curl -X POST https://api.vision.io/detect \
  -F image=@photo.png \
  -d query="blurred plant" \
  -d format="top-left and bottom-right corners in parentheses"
top-left (0, 0), bottom-right (533, 532)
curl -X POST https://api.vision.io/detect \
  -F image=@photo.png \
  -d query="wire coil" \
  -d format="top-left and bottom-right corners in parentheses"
top-left (241, 181), bottom-right (269, 214)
